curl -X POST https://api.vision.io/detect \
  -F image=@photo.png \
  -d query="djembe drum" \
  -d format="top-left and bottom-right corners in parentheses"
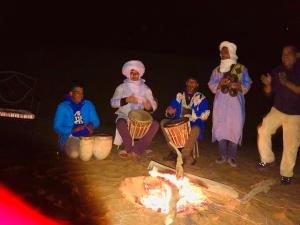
top-left (128, 109), bottom-right (153, 140)
top-left (93, 133), bottom-right (113, 160)
top-left (163, 117), bottom-right (190, 149)
top-left (79, 135), bottom-right (94, 161)
top-left (79, 133), bottom-right (113, 161)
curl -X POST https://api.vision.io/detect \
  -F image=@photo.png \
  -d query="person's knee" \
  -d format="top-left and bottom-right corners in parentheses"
top-left (257, 122), bottom-right (267, 136)
top-left (152, 120), bottom-right (159, 131)
top-left (191, 125), bottom-right (200, 136)
top-left (116, 118), bottom-right (127, 128)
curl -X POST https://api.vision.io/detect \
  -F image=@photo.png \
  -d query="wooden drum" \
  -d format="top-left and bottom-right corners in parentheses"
top-left (128, 109), bottom-right (153, 140)
top-left (79, 135), bottom-right (94, 161)
top-left (163, 117), bottom-right (190, 148)
top-left (93, 134), bottom-right (113, 160)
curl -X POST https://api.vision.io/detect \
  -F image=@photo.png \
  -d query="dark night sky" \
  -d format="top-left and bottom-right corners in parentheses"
top-left (1, 0), bottom-right (299, 57)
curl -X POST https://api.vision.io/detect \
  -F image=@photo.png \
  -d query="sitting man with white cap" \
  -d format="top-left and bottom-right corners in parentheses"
top-left (111, 60), bottom-right (159, 159)
top-left (208, 41), bottom-right (252, 167)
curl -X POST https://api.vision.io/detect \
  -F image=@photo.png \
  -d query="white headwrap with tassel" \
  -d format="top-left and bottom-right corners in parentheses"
top-left (219, 41), bottom-right (238, 73)
top-left (122, 60), bottom-right (145, 78)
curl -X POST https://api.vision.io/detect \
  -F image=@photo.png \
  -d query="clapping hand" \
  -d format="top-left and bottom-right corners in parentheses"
top-left (261, 73), bottom-right (272, 86)
top-left (278, 72), bottom-right (288, 86)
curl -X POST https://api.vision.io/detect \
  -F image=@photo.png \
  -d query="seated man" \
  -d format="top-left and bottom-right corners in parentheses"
top-left (53, 81), bottom-right (100, 158)
top-left (161, 77), bottom-right (210, 165)
top-left (111, 60), bottom-right (159, 159)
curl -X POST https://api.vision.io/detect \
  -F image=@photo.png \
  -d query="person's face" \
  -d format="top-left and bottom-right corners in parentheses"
top-left (129, 69), bottom-right (140, 81)
top-left (186, 79), bottom-right (199, 93)
top-left (282, 46), bottom-right (297, 69)
top-left (70, 87), bottom-right (84, 103)
top-left (220, 47), bottom-right (230, 60)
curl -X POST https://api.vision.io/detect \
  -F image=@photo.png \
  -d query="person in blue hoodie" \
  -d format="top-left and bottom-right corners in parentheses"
top-left (161, 77), bottom-right (210, 165)
top-left (53, 81), bottom-right (100, 158)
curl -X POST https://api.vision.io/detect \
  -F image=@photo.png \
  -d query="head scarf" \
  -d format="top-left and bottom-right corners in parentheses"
top-left (219, 41), bottom-right (238, 73)
top-left (122, 60), bottom-right (145, 78)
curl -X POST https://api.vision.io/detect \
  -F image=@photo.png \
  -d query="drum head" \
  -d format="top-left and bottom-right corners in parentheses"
top-left (79, 134), bottom-right (93, 140)
top-left (164, 117), bottom-right (189, 128)
top-left (93, 133), bottom-right (112, 140)
top-left (128, 109), bottom-right (153, 122)
top-left (93, 133), bottom-right (112, 137)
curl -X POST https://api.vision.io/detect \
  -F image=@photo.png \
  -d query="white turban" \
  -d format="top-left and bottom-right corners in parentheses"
top-left (219, 41), bottom-right (238, 61)
top-left (122, 60), bottom-right (145, 78)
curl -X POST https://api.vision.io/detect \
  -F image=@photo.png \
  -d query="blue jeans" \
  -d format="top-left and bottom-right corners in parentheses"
top-left (218, 139), bottom-right (237, 160)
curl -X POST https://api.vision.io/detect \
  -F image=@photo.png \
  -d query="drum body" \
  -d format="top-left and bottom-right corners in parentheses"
top-left (128, 109), bottom-right (153, 139)
top-left (64, 136), bottom-right (80, 159)
top-left (79, 136), bottom-right (93, 161)
top-left (93, 134), bottom-right (113, 160)
top-left (163, 117), bottom-right (190, 148)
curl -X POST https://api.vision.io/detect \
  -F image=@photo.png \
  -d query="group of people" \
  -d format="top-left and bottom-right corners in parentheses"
top-left (53, 41), bottom-right (300, 185)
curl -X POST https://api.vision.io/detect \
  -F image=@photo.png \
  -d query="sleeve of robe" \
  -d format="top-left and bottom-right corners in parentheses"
top-left (240, 68), bottom-right (252, 95)
top-left (208, 69), bottom-right (221, 94)
top-left (110, 84), bottom-right (124, 108)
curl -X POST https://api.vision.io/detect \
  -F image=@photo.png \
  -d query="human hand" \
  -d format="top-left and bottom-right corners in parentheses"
top-left (217, 78), bottom-right (229, 90)
top-left (126, 95), bottom-right (139, 104)
top-left (261, 73), bottom-right (272, 86)
top-left (278, 72), bottom-right (288, 86)
top-left (143, 100), bottom-right (152, 111)
top-left (166, 106), bottom-right (176, 116)
top-left (85, 123), bottom-right (94, 134)
top-left (230, 82), bottom-right (241, 89)
top-left (72, 125), bottom-right (86, 133)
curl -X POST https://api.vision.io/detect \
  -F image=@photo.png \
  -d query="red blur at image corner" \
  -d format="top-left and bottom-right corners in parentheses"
top-left (0, 184), bottom-right (70, 225)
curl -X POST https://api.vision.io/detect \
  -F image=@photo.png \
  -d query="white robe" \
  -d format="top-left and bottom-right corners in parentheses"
top-left (111, 79), bottom-right (157, 145)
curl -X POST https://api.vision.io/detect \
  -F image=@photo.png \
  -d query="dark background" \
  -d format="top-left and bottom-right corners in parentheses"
top-left (1, 1), bottom-right (299, 56)
top-left (0, 0), bottom-right (299, 143)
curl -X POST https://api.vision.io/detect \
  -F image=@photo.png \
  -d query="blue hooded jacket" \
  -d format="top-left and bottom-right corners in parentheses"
top-left (53, 96), bottom-right (100, 150)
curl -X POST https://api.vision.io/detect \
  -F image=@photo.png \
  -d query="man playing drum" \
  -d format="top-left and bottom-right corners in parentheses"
top-left (53, 81), bottom-right (100, 158)
top-left (161, 77), bottom-right (210, 165)
top-left (208, 41), bottom-right (252, 167)
top-left (111, 60), bottom-right (159, 159)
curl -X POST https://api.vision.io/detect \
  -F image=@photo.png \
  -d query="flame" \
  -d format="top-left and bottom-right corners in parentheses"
top-left (140, 167), bottom-right (206, 214)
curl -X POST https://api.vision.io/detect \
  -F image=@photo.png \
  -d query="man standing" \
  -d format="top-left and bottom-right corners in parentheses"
top-left (257, 45), bottom-right (300, 184)
top-left (111, 60), bottom-right (159, 159)
top-left (161, 77), bottom-right (210, 165)
top-left (208, 41), bottom-right (252, 167)
top-left (53, 81), bottom-right (100, 158)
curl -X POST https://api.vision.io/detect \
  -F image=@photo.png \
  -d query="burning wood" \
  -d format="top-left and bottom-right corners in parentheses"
top-left (120, 167), bottom-right (208, 222)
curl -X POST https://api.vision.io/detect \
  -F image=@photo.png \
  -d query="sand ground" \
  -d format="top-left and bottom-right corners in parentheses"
top-left (0, 123), bottom-right (300, 225)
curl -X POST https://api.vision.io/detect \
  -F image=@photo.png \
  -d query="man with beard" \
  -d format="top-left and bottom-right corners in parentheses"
top-left (111, 60), bottom-right (159, 159)
top-left (257, 45), bottom-right (300, 184)
top-left (208, 41), bottom-right (252, 167)
top-left (161, 77), bottom-right (210, 165)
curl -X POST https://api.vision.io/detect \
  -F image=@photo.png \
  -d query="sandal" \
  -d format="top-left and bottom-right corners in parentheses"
top-left (118, 150), bottom-right (128, 159)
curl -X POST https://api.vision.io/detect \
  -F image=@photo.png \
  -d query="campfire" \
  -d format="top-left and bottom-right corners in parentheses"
top-left (120, 167), bottom-right (207, 216)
